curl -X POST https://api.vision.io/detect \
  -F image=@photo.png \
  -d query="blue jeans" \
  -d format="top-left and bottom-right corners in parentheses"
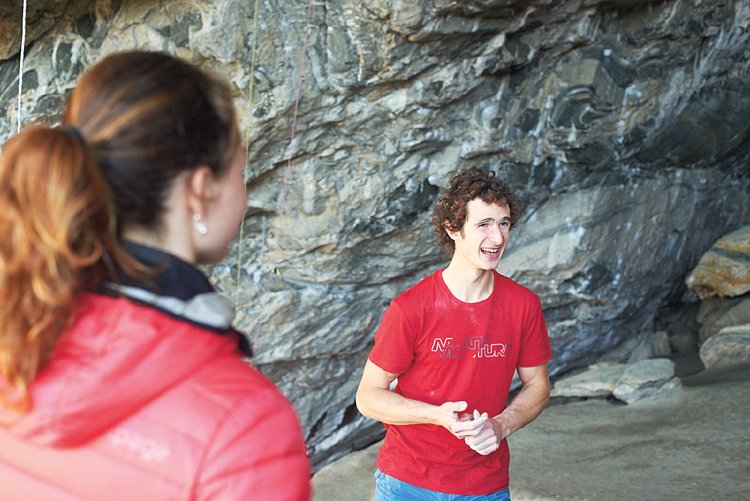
top-left (374, 469), bottom-right (511, 500)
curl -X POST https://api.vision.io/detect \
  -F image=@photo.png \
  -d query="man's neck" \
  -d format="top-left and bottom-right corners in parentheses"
top-left (441, 261), bottom-right (495, 303)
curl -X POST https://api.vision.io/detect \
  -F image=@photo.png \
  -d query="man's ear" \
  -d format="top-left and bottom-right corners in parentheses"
top-left (185, 165), bottom-right (215, 215)
top-left (443, 220), bottom-right (458, 241)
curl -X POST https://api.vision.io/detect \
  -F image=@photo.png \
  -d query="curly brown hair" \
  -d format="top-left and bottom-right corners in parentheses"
top-left (432, 167), bottom-right (522, 256)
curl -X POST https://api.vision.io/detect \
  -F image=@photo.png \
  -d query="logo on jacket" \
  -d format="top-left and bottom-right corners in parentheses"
top-left (430, 336), bottom-right (509, 360)
top-left (108, 428), bottom-right (171, 463)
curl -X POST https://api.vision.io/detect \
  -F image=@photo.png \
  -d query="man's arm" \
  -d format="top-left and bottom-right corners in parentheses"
top-left (462, 363), bottom-right (550, 455)
top-left (356, 359), bottom-right (486, 433)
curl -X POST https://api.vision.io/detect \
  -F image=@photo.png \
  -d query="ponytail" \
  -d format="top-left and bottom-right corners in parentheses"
top-left (1, 51), bottom-right (237, 412)
top-left (0, 126), bottom-right (128, 412)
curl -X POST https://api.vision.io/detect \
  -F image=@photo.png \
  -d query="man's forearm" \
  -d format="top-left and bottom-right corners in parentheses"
top-left (356, 359), bottom-right (477, 432)
top-left (491, 376), bottom-right (550, 439)
top-left (355, 385), bottom-right (445, 426)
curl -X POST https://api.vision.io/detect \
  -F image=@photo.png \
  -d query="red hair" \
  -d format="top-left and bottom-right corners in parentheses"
top-left (0, 126), bottom-right (125, 411)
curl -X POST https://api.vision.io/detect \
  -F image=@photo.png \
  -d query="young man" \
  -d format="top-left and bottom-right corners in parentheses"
top-left (356, 167), bottom-right (552, 500)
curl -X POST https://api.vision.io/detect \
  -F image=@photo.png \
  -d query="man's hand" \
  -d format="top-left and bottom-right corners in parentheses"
top-left (433, 401), bottom-right (473, 434)
top-left (449, 409), bottom-right (488, 440)
top-left (463, 364), bottom-right (551, 456)
top-left (464, 412), bottom-right (508, 455)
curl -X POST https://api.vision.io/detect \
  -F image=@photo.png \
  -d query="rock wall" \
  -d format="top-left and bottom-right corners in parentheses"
top-left (2, 0), bottom-right (749, 468)
top-left (687, 226), bottom-right (750, 369)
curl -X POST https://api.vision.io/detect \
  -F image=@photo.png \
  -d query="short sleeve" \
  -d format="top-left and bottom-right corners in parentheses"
top-left (368, 300), bottom-right (417, 375)
top-left (517, 295), bottom-right (552, 368)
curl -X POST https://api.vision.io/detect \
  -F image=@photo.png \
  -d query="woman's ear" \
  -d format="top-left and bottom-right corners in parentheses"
top-left (185, 165), bottom-right (215, 215)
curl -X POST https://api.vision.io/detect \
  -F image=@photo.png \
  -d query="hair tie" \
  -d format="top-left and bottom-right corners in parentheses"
top-left (62, 125), bottom-right (86, 146)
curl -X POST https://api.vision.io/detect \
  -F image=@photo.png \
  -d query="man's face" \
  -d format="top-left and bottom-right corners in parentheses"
top-left (447, 198), bottom-right (511, 271)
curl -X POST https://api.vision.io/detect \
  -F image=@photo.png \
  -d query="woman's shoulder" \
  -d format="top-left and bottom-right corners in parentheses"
top-left (187, 352), bottom-right (293, 415)
top-left (77, 292), bottom-right (296, 426)
top-left (131, 331), bottom-right (305, 466)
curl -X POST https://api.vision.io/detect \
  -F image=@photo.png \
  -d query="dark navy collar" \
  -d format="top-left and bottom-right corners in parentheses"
top-left (118, 241), bottom-right (213, 300)
top-left (101, 241), bottom-right (252, 357)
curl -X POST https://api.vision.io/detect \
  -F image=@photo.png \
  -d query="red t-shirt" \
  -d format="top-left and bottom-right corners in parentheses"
top-left (368, 269), bottom-right (552, 495)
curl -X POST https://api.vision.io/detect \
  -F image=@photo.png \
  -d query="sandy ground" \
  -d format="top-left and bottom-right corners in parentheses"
top-left (312, 361), bottom-right (750, 500)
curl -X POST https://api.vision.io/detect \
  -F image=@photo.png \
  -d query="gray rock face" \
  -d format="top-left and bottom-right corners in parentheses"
top-left (612, 358), bottom-right (678, 404)
top-left (552, 354), bottom-right (680, 403)
top-left (698, 295), bottom-right (750, 342)
top-left (550, 362), bottom-right (626, 398)
top-left (627, 331), bottom-right (671, 364)
top-left (699, 324), bottom-right (750, 369)
top-left (0, 1), bottom-right (81, 60)
top-left (689, 227), bottom-right (750, 368)
top-left (687, 226), bottom-right (750, 299)
top-left (1, 0), bottom-right (750, 468)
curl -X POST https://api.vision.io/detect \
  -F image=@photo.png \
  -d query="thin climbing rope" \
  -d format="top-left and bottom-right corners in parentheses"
top-left (235, 0), bottom-right (264, 301)
top-left (16, 0), bottom-right (28, 133)
top-left (277, 0), bottom-right (315, 211)
top-left (248, 0), bottom-right (315, 339)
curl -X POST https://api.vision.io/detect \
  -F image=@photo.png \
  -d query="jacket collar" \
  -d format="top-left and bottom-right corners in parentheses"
top-left (102, 241), bottom-right (252, 356)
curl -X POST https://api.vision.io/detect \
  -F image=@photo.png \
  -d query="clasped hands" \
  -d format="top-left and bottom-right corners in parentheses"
top-left (438, 401), bottom-right (503, 456)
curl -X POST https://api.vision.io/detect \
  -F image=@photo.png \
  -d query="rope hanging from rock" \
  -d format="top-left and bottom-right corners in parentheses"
top-left (244, 0), bottom-right (316, 337)
top-left (278, 0), bottom-right (315, 213)
top-left (235, 0), bottom-right (264, 301)
top-left (16, 0), bottom-right (28, 132)
top-left (12, 0), bottom-right (314, 330)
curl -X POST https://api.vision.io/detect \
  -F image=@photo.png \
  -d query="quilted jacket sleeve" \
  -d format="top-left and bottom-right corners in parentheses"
top-left (193, 386), bottom-right (311, 501)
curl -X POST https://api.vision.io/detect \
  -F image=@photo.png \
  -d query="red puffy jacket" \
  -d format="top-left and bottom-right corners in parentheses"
top-left (0, 293), bottom-right (311, 500)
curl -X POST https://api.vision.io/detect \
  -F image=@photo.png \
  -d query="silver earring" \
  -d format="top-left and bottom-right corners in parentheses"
top-left (193, 213), bottom-right (208, 235)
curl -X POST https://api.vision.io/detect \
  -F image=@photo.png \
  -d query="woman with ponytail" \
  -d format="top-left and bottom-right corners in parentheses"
top-left (0, 51), bottom-right (310, 500)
